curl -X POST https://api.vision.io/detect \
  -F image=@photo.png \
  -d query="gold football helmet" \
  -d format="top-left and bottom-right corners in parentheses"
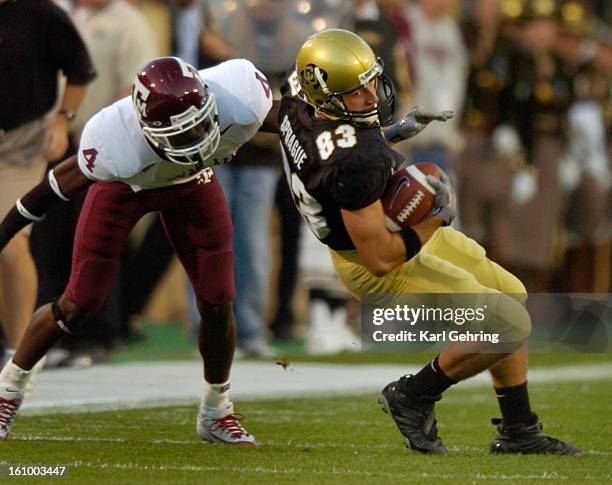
top-left (296, 29), bottom-right (395, 126)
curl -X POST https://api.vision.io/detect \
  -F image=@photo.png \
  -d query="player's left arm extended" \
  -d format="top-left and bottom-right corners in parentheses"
top-left (259, 100), bottom-right (280, 134)
top-left (382, 107), bottom-right (454, 145)
top-left (0, 155), bottom-right (92, 252)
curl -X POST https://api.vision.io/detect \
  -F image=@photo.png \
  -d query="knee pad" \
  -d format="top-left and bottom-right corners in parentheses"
top-left (51, 300), bottom-right (84, 335)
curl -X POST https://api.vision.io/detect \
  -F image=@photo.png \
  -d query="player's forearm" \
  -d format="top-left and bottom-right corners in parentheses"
top-left (0, 155), bottom-right (91, 251)
top-left (362, 233), bottom-right (411, 276)
top-left (52, 155), bottom-right (93, 195)
top-left (412, 215), bottom-right (446, 244)
top-left (364, 219), bottom-right (445, 276)
top-left (344, 203), bottom-right (447, 276)
top-left (342, 204), bottom-right (418, 276)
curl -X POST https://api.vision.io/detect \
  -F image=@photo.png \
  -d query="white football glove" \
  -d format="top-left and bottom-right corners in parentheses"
top-left (426, 173), bottom-right (456, 225)
top-left (383, 107), bottom-right (454, 144)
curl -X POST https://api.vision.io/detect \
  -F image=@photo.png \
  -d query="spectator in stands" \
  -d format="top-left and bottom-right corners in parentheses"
top-left (553, 2), bottom-right (610, 291)
top-left (502, 1), bottom-right (574, 290)
top-left (172, 0), bottom-right (231, 67)
top-left (348, 0), bottom-right (410, 106)
top-left (0, 0), bottom-right (95, 368)
top-left (457, 0), bottom-right (516, 258)
top-left (403, 0), bottom-right (468, 174)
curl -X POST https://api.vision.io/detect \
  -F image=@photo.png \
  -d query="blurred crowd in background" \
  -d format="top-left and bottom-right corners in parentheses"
top-left (0, 0), bottom-right (610, 365)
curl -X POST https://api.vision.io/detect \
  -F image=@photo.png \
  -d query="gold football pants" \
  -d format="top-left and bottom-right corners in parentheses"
top-left (330, 227), bottom-right (531, 343)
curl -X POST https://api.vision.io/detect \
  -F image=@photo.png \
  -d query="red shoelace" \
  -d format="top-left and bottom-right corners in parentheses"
top-left (0, 397), bottom-right (21, 427)
top-left (212, 413), bottom-right (249, 438)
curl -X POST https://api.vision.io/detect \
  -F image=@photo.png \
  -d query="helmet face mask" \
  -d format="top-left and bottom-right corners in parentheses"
top-left (296, 29), bottom-right (395, 127)
top-left (132, 57), bottom-right (220, 166)
top-left (375, 72), bottom-right (396, 126)
top-left (140, 93), bottom-right (220, 166)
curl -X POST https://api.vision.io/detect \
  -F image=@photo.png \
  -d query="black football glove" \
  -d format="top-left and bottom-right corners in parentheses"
top-left (426, 173), bottom-right (455, 225)
top-left (383, 107), bottom-right (454, 144)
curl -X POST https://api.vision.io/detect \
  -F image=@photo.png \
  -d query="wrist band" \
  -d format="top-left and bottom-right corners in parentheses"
top-left (399, 226), bottom-right (421, 261)
top-left (48, 170), bottom-right (70, 201)
top-left (431, 206), bottom-right (455, 226)
top-left (16, 199), bottom-right (44, 222)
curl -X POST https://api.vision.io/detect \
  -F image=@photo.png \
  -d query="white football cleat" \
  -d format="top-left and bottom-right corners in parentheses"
top-left (0, 386), bottom-right (23, 440)
top-left (196, 404), bottom-right (256, 445)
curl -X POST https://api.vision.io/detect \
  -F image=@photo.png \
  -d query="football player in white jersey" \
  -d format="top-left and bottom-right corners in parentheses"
top-left (0, 56), bottom-right (274, 445)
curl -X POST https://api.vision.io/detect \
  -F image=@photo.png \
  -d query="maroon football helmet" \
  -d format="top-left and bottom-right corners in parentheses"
top-left (131, 57), bottom-right (220, 166)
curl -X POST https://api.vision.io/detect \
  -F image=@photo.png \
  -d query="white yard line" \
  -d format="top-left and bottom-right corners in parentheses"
top-left (20, 360), bottom-right (612, 415)
top-left (10, 435), bottom-right (611, 456)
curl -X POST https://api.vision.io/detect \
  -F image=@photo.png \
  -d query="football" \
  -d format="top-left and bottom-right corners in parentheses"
top-left (382, 162), bottom-right (442, 231)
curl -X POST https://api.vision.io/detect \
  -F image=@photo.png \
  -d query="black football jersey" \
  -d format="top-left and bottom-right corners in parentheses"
top-left (278, 70), bottom-right (403, 250)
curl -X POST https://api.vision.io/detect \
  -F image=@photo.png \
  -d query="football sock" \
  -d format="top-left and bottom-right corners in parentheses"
top-left (495, 381), bottom-right (537, 425)
top-left (0, 359), bottom-right (31, 391)
top-left (403, 355), bottom-right (457, 397)
top-left (202, 379), bottom-right (231, 415)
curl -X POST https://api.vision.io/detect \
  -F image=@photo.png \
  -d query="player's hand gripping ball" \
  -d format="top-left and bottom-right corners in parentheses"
top-left (381, 162), bottom-right (444, 231)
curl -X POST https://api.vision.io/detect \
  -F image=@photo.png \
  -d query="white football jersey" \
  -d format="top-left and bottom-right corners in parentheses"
top-left (77, 59), bottom-right (272, 191)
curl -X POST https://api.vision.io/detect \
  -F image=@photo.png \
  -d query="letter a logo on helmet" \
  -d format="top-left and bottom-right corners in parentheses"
top-left (132, 76), bottom-right (150, 118)
top-left (131, 56), bottom-right (220, 166)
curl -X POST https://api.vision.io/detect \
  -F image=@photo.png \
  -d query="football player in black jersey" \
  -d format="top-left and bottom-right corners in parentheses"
top-left (277, 29), bottom-right (580, 455)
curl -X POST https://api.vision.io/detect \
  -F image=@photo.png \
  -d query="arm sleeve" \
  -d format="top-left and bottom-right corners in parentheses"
top-left (43, 3), bottom-right (96, 85)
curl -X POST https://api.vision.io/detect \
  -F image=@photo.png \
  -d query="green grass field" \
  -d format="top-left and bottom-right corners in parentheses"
top-left (2, 375), bottom-right (610, 484)
top-left (113, 322), bottom-right (612, 367)
top-left (2, 324), bottom-right (609, 483)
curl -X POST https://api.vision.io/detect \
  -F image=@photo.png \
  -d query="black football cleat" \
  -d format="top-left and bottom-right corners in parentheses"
top-left (379, 375), bottom-right (448, 454)
top-left (490, 416), bottom-right (583, 455)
